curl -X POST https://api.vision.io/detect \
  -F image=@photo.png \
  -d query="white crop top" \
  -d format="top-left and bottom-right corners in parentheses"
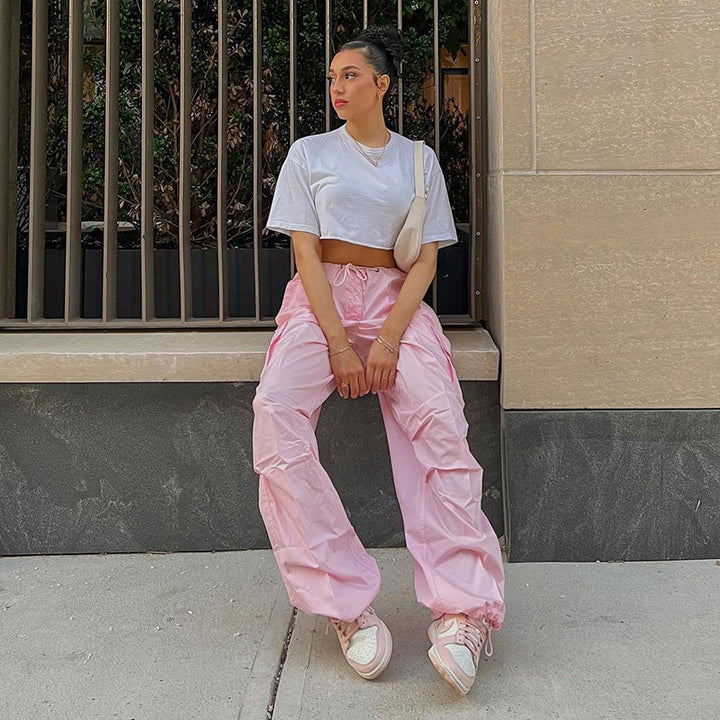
top-left (263, 122), bottom-right (459, 251)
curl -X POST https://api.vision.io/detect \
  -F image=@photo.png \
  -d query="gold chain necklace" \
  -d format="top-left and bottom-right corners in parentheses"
top-left (346, 128), bottom-right (391, 167)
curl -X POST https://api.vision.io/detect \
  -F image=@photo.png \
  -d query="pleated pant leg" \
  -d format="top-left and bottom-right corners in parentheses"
top-left (251, 268), bottom-right (382, 623)
top-left (375, 303), bottom-right (505, 631)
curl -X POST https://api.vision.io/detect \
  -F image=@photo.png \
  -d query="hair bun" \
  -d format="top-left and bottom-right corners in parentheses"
top-left (356, 25), bottom-right (404, 76)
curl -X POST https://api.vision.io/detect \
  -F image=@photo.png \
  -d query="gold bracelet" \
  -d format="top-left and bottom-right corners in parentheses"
top-left (329, 344), bottom-right (351, 357)
top-left (375, 335), bottom-right (398, 353)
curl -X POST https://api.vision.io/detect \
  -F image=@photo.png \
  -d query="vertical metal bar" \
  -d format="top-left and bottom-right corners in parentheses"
top-left (141, 0), bottom-right (155, 320)
top-left (217, 0), bottom-right (228, 320)
top-left (470, 0), bottom-right (481, 321)
top-left (0, 1), bottom-right (13, 319)
top-left (179, 0), bottom-right (193, 321)
top-left (397, 0), bottom-right (403, 136)
top-left (433, 1), bottom-right (441, 154)
top-left (431, 0), bottom-right (440, 310)
top-left (324, 0), bottom-right (330, 133)
top-left (252, 0), bottom-right (261, 320)
top-left (363, 0), bottom-right (367, 28)
top-left (4, 0), bottom-right (21, 319)
top-left (103, 0), bottom-right (120, 321)
top-left (65, 0), bottom-right (84, 320)
top-left (28, 0), bottom-right (48, 322)
top-left (289, 0), bottom-right (297, 279)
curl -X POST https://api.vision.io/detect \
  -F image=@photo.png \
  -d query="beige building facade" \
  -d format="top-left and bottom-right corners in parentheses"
top-left (486, 0), bottom-right (720, 409)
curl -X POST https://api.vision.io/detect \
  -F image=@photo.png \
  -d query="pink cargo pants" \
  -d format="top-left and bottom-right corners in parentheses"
top-left (251, 261), bottom-right (506, 630)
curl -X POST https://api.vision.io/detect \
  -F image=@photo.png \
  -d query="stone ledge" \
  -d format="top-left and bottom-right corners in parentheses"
top-left (0, 329), bottom-right (499, 382)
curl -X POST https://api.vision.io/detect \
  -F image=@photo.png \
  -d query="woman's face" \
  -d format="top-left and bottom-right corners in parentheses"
top-left (328, 49), bottom-right (389, 118)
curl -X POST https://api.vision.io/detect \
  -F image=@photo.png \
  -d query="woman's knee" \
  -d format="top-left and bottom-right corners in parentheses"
top-left (252, 391), bottom-right (316, 475)
top-left (252, 377), bottom-right (299, 415)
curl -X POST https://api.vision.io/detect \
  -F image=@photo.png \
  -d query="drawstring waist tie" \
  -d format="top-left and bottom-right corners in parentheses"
top-left (332, 262), bottom-right (381, 286)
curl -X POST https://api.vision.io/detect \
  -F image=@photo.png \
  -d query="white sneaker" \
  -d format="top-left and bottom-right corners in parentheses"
top-left (325, 605), bottom-right (393, 680)
top-left (427, 613), bottom-right (494, 694)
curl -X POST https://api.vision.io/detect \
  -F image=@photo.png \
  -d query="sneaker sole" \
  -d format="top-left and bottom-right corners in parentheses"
top-left (427, 627), bottom-right (472, 695)
top-left (353, 624), bottom-right (393, 680)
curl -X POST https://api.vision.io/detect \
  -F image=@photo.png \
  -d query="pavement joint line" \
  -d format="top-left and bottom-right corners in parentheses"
top-left (266, 607), bottom-right (299, 720)
top-left (272, 609), bottom-right (317, 720)
top-left (237, 582), bottom-right (295, 720)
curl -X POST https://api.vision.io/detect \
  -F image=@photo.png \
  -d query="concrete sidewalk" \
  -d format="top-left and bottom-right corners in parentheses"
top-left (1, 548), bottom-right (718, 720)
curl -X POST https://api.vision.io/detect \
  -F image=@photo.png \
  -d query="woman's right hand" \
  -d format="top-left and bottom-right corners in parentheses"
top-left (330, 346), bottom-right (369, 399)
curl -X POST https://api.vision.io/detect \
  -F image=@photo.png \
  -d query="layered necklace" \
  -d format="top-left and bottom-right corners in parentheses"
top-left (344, 126), bottom-right (391, 167)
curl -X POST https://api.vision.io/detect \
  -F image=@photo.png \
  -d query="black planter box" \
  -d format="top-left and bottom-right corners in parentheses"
top-left (14, 244), bottom-right (470, 320)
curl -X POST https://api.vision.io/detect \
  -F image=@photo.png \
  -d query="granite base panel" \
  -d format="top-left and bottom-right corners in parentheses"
top-left (0, 382), bottom-right (502, 556)
top-left (503, 409), bottom-right (720, 562)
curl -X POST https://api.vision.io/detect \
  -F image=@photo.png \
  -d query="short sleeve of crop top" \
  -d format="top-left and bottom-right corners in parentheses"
top-left (264, 141), bottom-right (321, 237)
top-left (264, 129), bottom-right (458, 251)
top-left (421, 150), bottom-right (459, 249)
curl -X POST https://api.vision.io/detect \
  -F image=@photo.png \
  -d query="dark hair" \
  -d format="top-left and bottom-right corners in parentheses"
top-left (339, 25), bottom-right (403, 98)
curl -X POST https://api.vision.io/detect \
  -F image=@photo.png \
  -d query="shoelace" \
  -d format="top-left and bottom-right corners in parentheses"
top-left (325, 605), bottom-right (375, 642)
top-left (332, 263), bottom-right (372, 286)
top-left (455, 614), bottom-right (494, 662)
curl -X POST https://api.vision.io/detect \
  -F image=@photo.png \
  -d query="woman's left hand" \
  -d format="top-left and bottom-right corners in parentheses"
top-left (364, 338), bottom-right (399, 394)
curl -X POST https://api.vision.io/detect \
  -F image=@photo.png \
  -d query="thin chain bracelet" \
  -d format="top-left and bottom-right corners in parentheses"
top-left (328, 344), bottom-right (351, 357)
top-left (375, 335), bottom-right (398, 353)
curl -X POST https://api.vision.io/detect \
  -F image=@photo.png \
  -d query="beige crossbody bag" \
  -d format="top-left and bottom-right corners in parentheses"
top-left (393, 140), bottom-right (427, 272)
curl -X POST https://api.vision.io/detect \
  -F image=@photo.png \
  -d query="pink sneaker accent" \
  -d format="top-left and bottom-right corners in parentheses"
top-left (426, 613), bottom-right (494, 695)
top-left (325, 605), bottom-right (393, 680)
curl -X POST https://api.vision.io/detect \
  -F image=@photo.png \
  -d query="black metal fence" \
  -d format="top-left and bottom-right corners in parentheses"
top-left (0, 0), bottom-right (485, 329)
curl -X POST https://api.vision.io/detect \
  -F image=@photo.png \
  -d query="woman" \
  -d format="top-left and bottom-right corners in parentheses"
top-left (252, 25), bottom-right (505, 695)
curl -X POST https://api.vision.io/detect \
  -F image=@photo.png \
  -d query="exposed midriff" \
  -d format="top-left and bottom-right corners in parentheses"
top-left (320, 238), bottom-right (397, 268)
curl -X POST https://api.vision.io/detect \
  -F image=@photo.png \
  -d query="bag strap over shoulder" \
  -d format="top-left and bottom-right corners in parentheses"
top-left (413, 140), bottom-right (425, 198)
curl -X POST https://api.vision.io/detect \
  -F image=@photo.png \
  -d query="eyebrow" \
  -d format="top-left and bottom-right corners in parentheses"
top-left (328, 65), bottom-right (361, 73)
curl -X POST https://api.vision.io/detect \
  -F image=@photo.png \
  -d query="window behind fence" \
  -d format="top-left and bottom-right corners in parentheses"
top-left (0, 0), bottom-right (485, 329)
